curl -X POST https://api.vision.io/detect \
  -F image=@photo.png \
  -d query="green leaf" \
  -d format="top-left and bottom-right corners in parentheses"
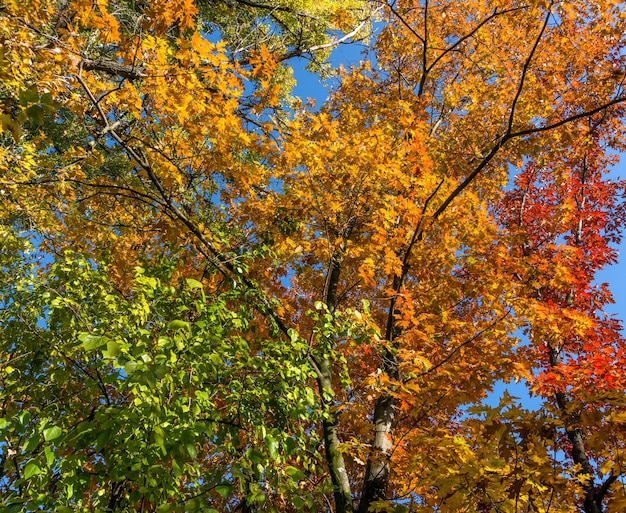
top-left (19, 86), bottom-right (39, 106)
top-left (1, 113), bottom-right (21, 141)
top-left (185, 497), bottom-right (201, 511)
top-left (215, 483), bottom-right (232, 499)
top-left (24, 434), bottom-right (40, 453)
top-left (18, 411), bottom-right (32, 426)
top-left (265, 435), bottom-right (279, 460)
top-left (44, 446), bottom-right (55, 467)
top-left (284, 465), bottom-right (306, 480)
top-left (185, 278), bottom-right (204, 290)
top-left (153, 364), bottom-right (170, 378)
top-left (284, 437), bottom-right (297, 455)
top-left (95, 431), bottom-right (110, 452)
top-left (24, 461), bottom-right (43, 479)
top-left (81, 334), bottom-right (109, 350)
top-left (16, 110), bottom-right (28, 124)
top-left (43, 425), bottom-right (62, 441)
top-left (102, 340), bottom-right (121, 358)
top-left (172, 458), bottom-right (183, 477)
top-left (209, 353), bottom-right (223, 365)
top-left (26, 104), bottom-right (44, 125)
top-left (248, 449), bottom-right (264, 464)
top-left (153, 425), bottom-right (165, 449)
top-left (167, 319), bottom-right (189, 331)
top-left (0, 417), bottom-right (10, 429)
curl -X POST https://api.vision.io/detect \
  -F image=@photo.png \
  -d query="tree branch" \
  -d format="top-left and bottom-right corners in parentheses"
top-left (276, 11), bottom-right (378, 63)
top-left (506, 3), bottom-right (553, 135)
top-left (510, 95), bottom-right (626, 138)
top-left (82, 58), bottom-right (147, 81)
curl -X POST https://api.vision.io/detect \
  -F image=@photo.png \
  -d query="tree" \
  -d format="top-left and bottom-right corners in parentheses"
top-left (1, 0), bottom-right (626, 512)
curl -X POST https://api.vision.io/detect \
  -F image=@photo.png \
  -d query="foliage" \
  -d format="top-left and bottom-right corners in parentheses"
top-left (1, 0), bottom-right (626, 512)
top-left (0, 235), bottom-right (338, 511)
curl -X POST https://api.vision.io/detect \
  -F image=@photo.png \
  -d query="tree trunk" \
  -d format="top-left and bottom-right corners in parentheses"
top-left (320, 360), bottom-right (354, 513)
top-left (549, 347), bottom-right (604, 513)
top-left (358, 275), bottom-right (401, 513)
top-left (357, 392), bottom-right (396, 513)
top-left (316, 252), bottom-right (354, 513)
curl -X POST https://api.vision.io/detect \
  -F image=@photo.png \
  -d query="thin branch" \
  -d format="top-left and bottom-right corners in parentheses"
top-left (510, 95), bottom-right (626, 138)
top-left (220, 0), bottom-right (294, 13)
top-left (596, 473), bottom-right (619, 503)
top-left (506, 3), bottom-right (553, 135)
top-left (417, 0), bottom-right (429, 96)
top-left (427, 6), bottom-right (529, 75)
top-left (432, 133), bottom-right (507, 220)
top-left (431, 89), bottom-right (626, 221)
top-left (386, 1), bottom-right (425, 45)
top-left (276, 11), bottom-right (378, 62)
top-left (400, 177), bottom-right (445, 275)
top-left (420, 310), bottom-right (512, 377)
top-left (388, 2), bottom-right (528, 96)
top-left (24, 177), bottom-right (166, 208)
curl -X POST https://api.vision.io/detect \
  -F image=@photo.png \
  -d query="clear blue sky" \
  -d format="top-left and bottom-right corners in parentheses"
top-left (599, 159), bottom-right (626, 328)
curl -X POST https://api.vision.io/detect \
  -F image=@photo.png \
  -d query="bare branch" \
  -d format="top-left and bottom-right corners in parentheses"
top-left (506, 3), bottom-right (553, 135)
top-left (432, 134), bottom-right (507, 220)
top-left (417, 0), bottom-right (429, 96)
top-left (431, 92), bottom-right (626, 221)
top-left (596, 473), bottom-right (619, 503)
top-left (420, 310), bottom-right (511, 377)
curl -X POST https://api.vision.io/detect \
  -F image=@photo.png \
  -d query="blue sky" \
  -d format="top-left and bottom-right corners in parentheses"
top-left (598, 160), bottom-right (626, 326)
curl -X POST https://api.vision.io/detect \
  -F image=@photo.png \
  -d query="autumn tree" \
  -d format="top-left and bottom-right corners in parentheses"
top-left (1, 1), bottom-right (626, 512)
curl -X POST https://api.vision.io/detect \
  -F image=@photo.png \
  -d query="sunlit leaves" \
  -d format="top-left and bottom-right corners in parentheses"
top-left (0, 245), bottom-right (322, 511)
top-left (2, 0), bottom-right (626, 512)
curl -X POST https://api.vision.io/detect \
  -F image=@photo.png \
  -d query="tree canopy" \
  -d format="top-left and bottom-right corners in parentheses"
top-left (1, 1), bottom-right (626, 512)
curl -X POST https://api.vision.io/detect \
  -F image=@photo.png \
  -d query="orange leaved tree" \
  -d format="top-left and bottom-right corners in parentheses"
top-left (1, 1), bottom-right (626, 512)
